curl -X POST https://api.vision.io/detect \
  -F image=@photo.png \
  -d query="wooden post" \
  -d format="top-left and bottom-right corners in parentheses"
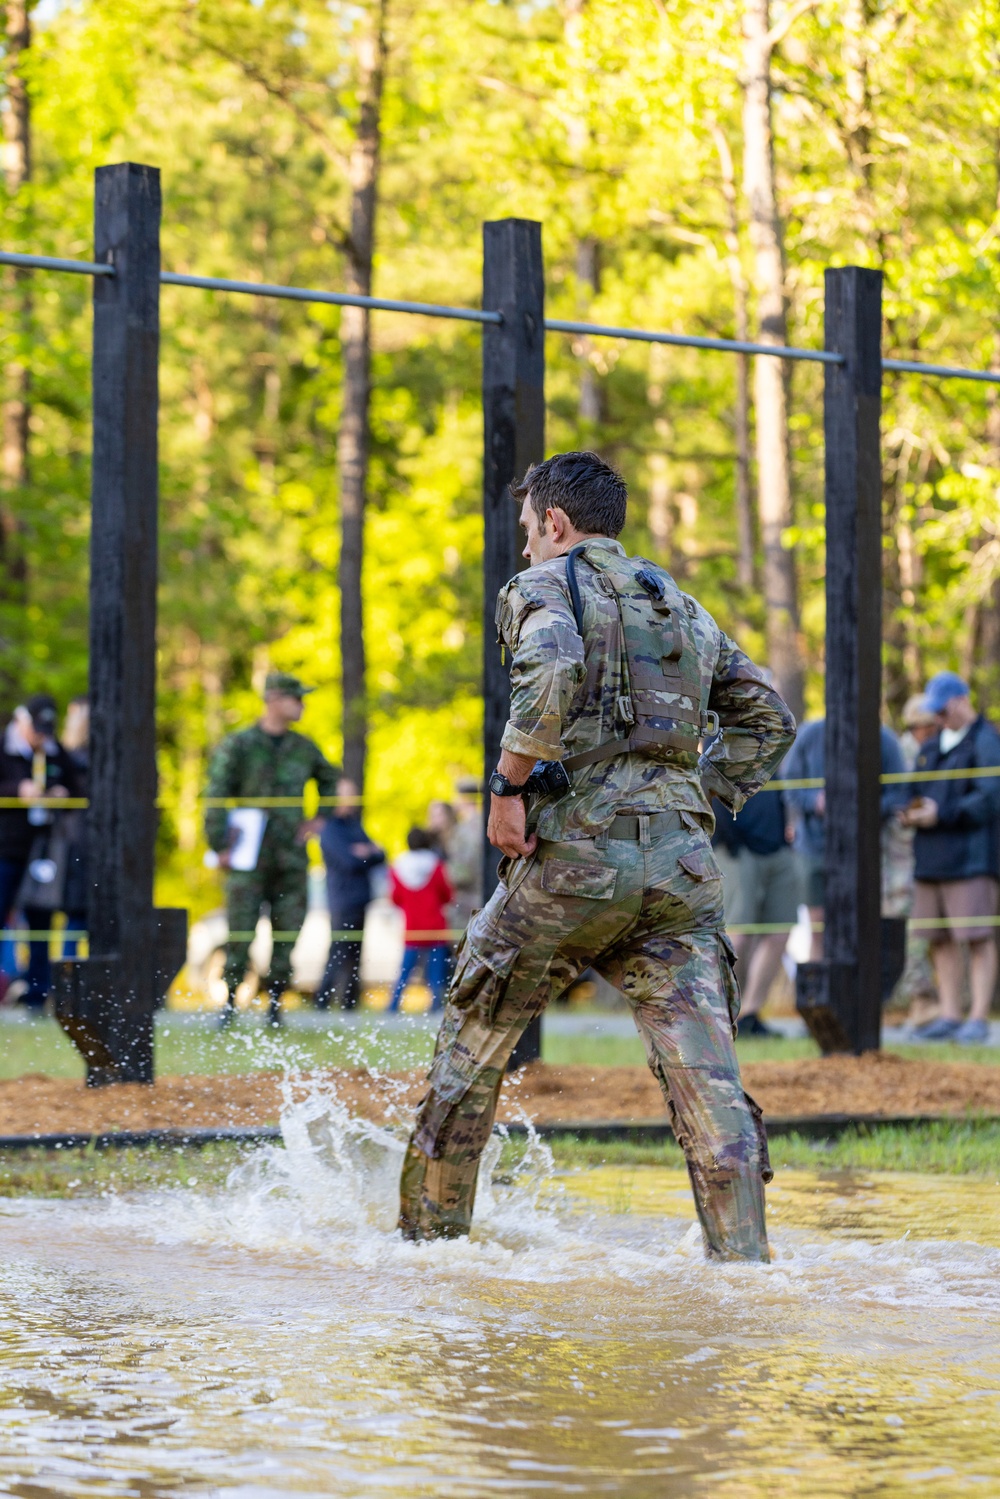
top-left (481, 219), bottom-right (544, 1067)
top-left (55, 163), bottom-right (163, 1085)
top-left (798, 266), bottom-right (883, 1054)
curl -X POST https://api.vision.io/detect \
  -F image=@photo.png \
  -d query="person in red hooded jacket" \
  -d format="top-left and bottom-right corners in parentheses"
top-left (388, 827), bottom-right (453, 1012)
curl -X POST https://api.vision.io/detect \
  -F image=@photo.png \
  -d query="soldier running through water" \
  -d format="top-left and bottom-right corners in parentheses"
top-left (205, 672), bottom-right (340, 1027)
top-left (398, 452), bottom-right (795, 1260)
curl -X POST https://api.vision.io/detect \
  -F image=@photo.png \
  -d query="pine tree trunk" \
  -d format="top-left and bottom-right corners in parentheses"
top-left (338, 0), bottom-right (387, 788)
top-left (712, 123), bottom-right (755, 592)
top-left (2, 0), bottom-right (31, 673)
top-left (575, 236), bottom-right (603, 425)
top-left (741, 0), bottom-right (804, 720)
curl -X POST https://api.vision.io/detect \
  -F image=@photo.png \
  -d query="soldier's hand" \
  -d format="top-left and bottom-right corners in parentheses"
top-left (488, 794), bottom-right (537, 859)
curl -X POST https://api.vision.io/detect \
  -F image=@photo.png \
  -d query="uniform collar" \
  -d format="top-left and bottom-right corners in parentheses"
top-left (565, 536), bottom-right (625, 558)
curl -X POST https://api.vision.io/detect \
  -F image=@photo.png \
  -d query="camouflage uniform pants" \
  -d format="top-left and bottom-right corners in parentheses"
top-left (223, 855), bottom-right (308, 999)
top-left (399, 813), bottom-right (772, 1261)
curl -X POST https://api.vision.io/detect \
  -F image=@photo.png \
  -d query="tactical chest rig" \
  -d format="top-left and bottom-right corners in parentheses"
top-left (559, 544), bottom-right (718, 778)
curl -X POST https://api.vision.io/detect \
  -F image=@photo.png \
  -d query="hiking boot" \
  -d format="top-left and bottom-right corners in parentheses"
top-left (954, 1017), bottom-right (989, 1046)
top-left (910, 1015), bottom-right (961, 1041)
top-left (737, 1013), bottom-right (778, 1038)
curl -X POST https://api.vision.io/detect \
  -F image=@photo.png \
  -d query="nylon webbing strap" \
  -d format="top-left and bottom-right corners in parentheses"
top-left (563, 723), bottom-right (697, 771)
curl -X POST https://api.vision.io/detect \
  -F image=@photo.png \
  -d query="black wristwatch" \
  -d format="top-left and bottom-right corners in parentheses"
top-left (489, 770), bottom-right (526, 798)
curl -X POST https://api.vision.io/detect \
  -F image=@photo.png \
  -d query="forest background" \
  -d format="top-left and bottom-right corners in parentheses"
top-left (2, 0), bottom-right (1000, 914)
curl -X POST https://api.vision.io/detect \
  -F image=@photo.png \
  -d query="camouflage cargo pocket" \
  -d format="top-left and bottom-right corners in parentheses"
top-left (447, 931), bottom-right (519, 1018)
top-left (677, 844), bottom-right (722, 883)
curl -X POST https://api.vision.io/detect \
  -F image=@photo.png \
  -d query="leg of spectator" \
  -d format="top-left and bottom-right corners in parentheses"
top-left (930, 938), bottom-right (963, 1021)
top-left (740, 932), bottom-right (788, 1017)
top-left (340, 907), bottom-right (367, 1010)
top-left (267, 870), bottom-right (308, 1024)
top-left (22, 904), bottom-right (51, 1009)
top-left (808, 907), bottom-right (824, 961)
top-left (968, 936), bottom-right (998, 1023)
top-left (389, 946), bottom-right (420, 1012)
top-left (425, 944), bottom-right (448, 1011)
top-left (222, 872), bottom-right (260, 1018)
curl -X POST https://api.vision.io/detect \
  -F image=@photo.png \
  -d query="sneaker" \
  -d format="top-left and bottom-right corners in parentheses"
top-left (737, 1014), bottom-right (778, 1038)
top-left (955, 1018), bottom-right (990, 1046)
top-left (910, 1016), bottom-right (961, 1041)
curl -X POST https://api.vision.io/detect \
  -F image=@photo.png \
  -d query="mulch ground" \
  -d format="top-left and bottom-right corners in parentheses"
top-left (2, 1052), bottom-right (1000, 1137)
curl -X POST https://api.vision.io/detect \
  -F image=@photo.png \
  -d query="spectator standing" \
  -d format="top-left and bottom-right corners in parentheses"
top-left (60, 697), bottom-right (89, 959)
top-left (316, 776), bottom-right (384, 1010)
top-left (712, 774), bottom-right (801, 1037)
top-left (785, 718), bottom-right (907, 959)
top-left (0, 696), bottom-right (80, 1008)
top-left (902, 672), bottom-right (1000, 1044)
top-left (205, 672), bottom-right (339, 1027)
top-left (387, 828), bottom-right (453, 1013)
top-left (889, 694), bottom-right (941, 1010)
top-left (445, 777), bottom-right (483, 932)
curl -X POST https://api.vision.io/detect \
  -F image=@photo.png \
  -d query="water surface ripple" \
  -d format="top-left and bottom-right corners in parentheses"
top-left (1, 1100), bottom-right (998, 1497)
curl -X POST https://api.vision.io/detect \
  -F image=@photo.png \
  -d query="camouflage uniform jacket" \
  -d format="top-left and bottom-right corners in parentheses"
top-left (204, 724), bottom-right (339, 864)
top-left (495, 537), bottom-right (795, 842)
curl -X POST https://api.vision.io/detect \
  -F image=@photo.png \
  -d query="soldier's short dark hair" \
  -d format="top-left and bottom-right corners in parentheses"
top-left (511, 451), bottom-right (627, 537)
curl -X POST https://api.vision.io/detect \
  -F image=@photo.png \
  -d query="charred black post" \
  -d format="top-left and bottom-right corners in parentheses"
top-left (481, 219), bottom-right (544, 1068)
top-left (797, 266), bottom-right (883, 1054)
top-left (54, 163), bottom-right (180, 1084)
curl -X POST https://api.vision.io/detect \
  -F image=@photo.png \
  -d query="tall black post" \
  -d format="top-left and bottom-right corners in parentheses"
top-left (481, 219), bottom-right (544, 1066)
top-left (798, 266), bottom-right (883, 1054)
top-left (56, 163), bottom-right (164, 1085)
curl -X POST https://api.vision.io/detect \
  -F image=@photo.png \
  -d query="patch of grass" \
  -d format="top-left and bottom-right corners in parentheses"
top-left (0, 1140), bottom-right (254, 1197)
top-left (155, 1019), bottom-right (435, 1076)
top-left (544, 1119), bottom-right (1000, 1177)
top-left (0, 1015), bottom-right (437, 1081)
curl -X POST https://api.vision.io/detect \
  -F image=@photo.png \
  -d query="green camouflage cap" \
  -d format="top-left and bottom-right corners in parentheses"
top-left (263, 670), bottom-right (314, 699)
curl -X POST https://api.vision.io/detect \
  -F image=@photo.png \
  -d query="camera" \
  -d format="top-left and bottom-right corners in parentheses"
top-left (525, 758), bottom-right (572, 799)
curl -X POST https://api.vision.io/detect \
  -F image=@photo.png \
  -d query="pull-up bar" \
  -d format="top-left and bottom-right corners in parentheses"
top-left (5, 246), bottom-right (1000, 384)
top-left (2, 163), bottom-right (994, 1082)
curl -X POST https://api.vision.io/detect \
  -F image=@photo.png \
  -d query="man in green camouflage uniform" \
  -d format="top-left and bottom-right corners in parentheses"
top-left (204, 671), bottom-right (339, 1026)
top-left (398, 452), bottom-right (795, 1260)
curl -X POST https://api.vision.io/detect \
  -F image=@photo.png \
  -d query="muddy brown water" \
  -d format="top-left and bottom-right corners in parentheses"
top-left (1, 1092), bottom-right (999, 1496)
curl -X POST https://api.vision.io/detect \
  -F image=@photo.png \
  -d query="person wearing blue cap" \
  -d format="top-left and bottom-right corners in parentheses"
top-left (901, 672), bottom-right (1000, 1044)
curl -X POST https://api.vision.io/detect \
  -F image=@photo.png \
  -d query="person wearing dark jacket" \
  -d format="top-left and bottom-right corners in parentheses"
top-left (785, 718), bottom-right (908, 959)
top-left (901, 672), bottom-right (1000, 1044)
top-left (315, 776), bottom-right (384, 1010)
top-left (713, 772), bottom-right (801, 1037)
top-left (0, 694), bottom-right (80, 1008)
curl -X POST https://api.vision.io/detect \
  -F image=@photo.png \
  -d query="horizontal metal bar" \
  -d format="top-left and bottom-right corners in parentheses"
top-left (544, 316), bottom-right (845, 364)
top-left (160, 270), bottom-right (503, 323)
top-left (883, 357), bottom-right (1000, 386)
top-left (0, 250), bottom-right (114, 277)
top-left (8, 247), bottom-right (1000, 380)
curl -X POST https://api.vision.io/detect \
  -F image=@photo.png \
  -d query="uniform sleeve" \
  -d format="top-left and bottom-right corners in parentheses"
top-left (783, 727), bottom-right (821, 818)
top-left (311, 743), bottom-right (341, 799)
top-left (204, 735), bottom-right (240, 852)
top-left (879, 729), bottom-right (909, 819)
top-left (698, 633), bottom-right (797, 813)
top-left (497, 576), bottom-right (585, 762)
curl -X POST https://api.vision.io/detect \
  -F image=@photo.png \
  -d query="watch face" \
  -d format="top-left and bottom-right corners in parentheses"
top-left (489, 773), bottom-right (506, 796)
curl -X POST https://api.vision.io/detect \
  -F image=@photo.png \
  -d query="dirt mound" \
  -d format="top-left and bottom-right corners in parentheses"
top-left (1, 1052), bottom-right (999, 1139)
